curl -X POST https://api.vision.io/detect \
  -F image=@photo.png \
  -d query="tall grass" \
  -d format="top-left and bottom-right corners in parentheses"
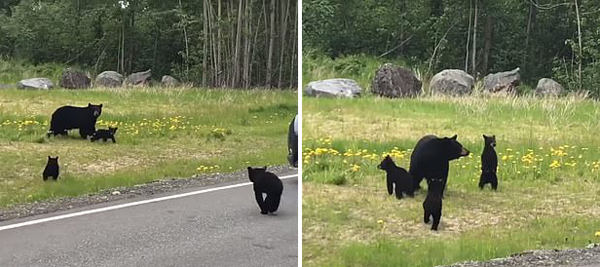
top-left (0, 57), bottom-right (67, 85)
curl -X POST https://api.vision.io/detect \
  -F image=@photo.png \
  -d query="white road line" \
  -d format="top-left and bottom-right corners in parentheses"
top-left (0, 174), bottom-right (298, 232)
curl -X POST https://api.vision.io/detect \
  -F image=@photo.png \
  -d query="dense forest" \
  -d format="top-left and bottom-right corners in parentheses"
top-left (0, 0), bottom-right (298, 88)
top-left (303, 0), bottom-right (600, 95)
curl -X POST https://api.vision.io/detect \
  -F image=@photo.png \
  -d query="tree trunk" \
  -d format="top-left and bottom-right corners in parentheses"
top-left (523, 0), bottom-right (537, 69)
top-left (217, 0), bottom-right (222, 87)
top-left (277, 0), bottom-right (290, 88)
top-left (471, 0), bottom-right (478, 77)
top-left (574, 0), bottom-right (582, 90)
top-left (482, 14), bottom-right (492, 75)
top-left (465, 0), bottom-right (472, 72)
top-left (202, 0), bottom-right (208, 87)
top-left (233, 0), bottom-right (243, 88)
top-left (266, 0), bottom-right (275, 88)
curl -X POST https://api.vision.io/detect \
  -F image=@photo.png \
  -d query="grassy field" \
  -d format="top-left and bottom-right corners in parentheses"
top-left (0, 87), bottom-right (296, 207)
top-left (302, 95), bottom-right (600, 266)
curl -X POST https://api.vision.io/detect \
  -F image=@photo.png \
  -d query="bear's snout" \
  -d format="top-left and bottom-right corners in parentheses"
top-left (461, 147), bottom-right (470, 156)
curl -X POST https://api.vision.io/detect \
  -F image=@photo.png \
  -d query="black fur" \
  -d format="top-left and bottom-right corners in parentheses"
top-left (479, 134), bottom-right (498, 190)
top-left (423, 178), bottom-right (444, 231)
top-left (91, 127), bottom-right (118, 143)
top-left (47, 103), bottom-right (103, 139)
top-left (377, 155), bottom-right (413, 199)
top-left (409, 134), bottom-right (470, 197)
top-left (247, 166), bottom-right (284, 214)
top-left (42, 156), bottom-right (59, 181)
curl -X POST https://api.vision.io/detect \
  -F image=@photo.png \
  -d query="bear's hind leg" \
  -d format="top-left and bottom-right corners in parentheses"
top-left (254, 191), bottom-right (268, 214)
top-left (268, 194), bottom-right (281, 213)
top-left (491, 173), bottom-right (498, 190)
top-left (424, 210), bottom-right (430, 224)
top-left (394, 182), bottom-right (403, 199)
top-left (431, 211), bottom-right (441, 231)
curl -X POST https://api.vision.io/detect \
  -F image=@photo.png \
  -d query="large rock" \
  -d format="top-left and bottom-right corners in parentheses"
top-left (371, 63), bottom-right (422, 98)
top-left (59, 68), bottom-right (91, 89)
top-left (17, 78), bottom-right (54, 90)
top-left (95, 71), bottom-right (123, 88)
top-left (161, 75), bottom-right (179, 87)
top-left (126, 69), bottom-right (152, 86)
top-left (304, 78), bottom-right (362, 98)
top-left (483, 68), bottom-right (521, 94)
top-left (429, 69), bottom-right (474, 96)
top-left (535, 78), bottom-right (564, 96)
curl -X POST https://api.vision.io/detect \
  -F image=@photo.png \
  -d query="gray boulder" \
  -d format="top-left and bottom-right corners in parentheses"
top-left (95, 71), bottom-right (123, 88)
top-left (429, 69), bottom-right (474, 96)
top-left (371, 63), bottom-right (422, 98)
top-left (483, 68), bottom-right (521, 94)
top-left (535, 78), bottom-right (564, 96)
top-left (59, 68), bottom-right (91, 89)
top-left (161, 75), bottom-right (179, 87)
top-left (126, 69), bottom-right (152, 86)
top-left (17, 78), bottom-right (54, 90)
top-left (304, 78), bottom-right (362, 98)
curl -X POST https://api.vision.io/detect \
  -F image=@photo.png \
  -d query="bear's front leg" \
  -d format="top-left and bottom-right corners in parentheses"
top-left (423, 210), bottom-right (430, 224)
top-left (254, 191), bottom-right (268, 214)
top-left (431, 211), bottom-right (441, 231)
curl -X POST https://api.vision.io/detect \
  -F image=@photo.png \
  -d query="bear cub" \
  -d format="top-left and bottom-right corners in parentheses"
top-left (47, 103), bottom-right (103, 139)
top-left (43, 156), bottom-right (60, 181)
top-left (479, 134), bottom-right (498, 190)
top-left (377, 155), bottom-right (413, 199)
top-left (423, 178), bottom-right (444, 231)
top-left (92, 127), bottom-right (118, 143)
top-left (247, 166), bottom-right (283, 215)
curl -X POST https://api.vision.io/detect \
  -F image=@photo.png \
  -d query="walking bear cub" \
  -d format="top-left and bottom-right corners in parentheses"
top-left (247, 166), bottom-right (283, 215)
top-left (409, 134), bottom-right (470, 197)
top-left (47, 103), bottom-right (103, 139)
top-left (377, 155), bottom-right (413, 199)
top-left (42, 156), bottom-right (59, 181)
top-left (91, 127), bottom-right (118, 143)
top-left (423, 178), bottom-right (444, 231)
top-left (479, 134), bottom-right (498, 190)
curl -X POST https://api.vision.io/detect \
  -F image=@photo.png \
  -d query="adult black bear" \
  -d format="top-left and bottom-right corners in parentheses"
top-left (287, 115), bottom-right (298, 167)
top-left (42, 156), bottom-right (59, 181)
top-left (91, 127), bottom-right (118, 143)
top-left (423, 178), bottom-right (444, 231)
top-left (479, 134), bottom-right (498, 190)
top-left (247, 166), bottom-right (284, 214)
top-left (377, 155), bottom-right (413, 199)
top-left (409, 134), bottom-right (469, 197)
top-left (47, 103), bottom-right (103, 139)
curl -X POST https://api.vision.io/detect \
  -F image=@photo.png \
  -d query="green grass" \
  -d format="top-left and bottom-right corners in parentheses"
top-left (0, 87), bottom-right (297, 207)
top-left (302, 95), bottom-right (600, 266)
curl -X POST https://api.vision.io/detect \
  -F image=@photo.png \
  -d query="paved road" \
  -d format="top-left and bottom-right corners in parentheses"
top-left (0, 171), bottom-right (298, 267)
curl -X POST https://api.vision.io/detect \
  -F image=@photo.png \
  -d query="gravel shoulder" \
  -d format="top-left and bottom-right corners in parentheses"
top-left (0, 165), bottom-right (296, 222)
top-left (443, 244), bottom-right (600, 267)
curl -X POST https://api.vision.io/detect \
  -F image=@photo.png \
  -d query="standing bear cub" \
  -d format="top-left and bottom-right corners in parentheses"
top-left (423, 178), bottom-right (444, 231)
top-left (91, 127), bottom-right (118, 143)
top-left (479, 134), bottom-right (498, 190)
top-left (42, 156), bottom-right (60, 181)
top-left (409, 134), bottom-right (469, 197)
top-left (377, 155), bottom-right (413, 199)
top-left (47, 103), bottom-right (103, 139)
top-left (247, 166), bottom-right (283, 215)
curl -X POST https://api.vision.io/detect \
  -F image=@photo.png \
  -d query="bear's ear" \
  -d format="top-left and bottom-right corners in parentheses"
top-left (88, 103), bottom-right (92, 106)
top-left (492, 135), bottom-right (496, 139)
top-left (48, 156), bottom-right (51, 159)
top-left (247, 166), bottom-right (252, 171)
top-left (482, 134), bottom-right (486, 138)
top-left (450, 134), bottom-right (457, 140)
top-left (263, 166), bottom-right (267, 170)
top-left (99, 104), bottom-right (103, 108)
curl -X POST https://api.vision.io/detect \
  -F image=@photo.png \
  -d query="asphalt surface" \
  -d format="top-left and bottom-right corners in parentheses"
top-left (0, 171), bottom-right (298, 267)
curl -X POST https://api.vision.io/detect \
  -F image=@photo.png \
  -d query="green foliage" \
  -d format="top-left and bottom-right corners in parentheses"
top-left (303, 0), bottom-right (600, 96)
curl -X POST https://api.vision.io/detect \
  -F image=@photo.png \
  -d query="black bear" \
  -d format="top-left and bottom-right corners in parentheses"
top-left (377, 155), bottom-right (413, 199)
top-left (47, 103), bottom-right (103, 139)
top-left (479, 134), bottom-right (498, 190)
top-left (409, 134), bottom-right (469, 197)
top-left (42, 156), bottom-right (60, 181)
top-left (287, 115), bottom-right (298, 167)
top-left (91, 127), bottom-right (118, 143)
top-left (247, 166), bottom-right (284, 214)
top-left (423, 178), bottom-right (444, 231)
